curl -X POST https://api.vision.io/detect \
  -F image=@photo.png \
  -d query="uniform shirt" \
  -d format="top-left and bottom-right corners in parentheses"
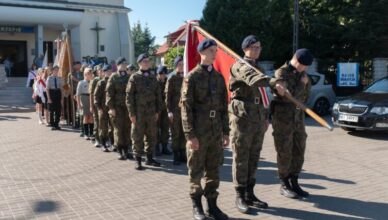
top-left (126, 70), bottom-right (161, 117)
top-left (181, 64), bottom-right (229, 139)
top-left (76, 80), bottom-right (90, 96)
top-left (46, 76), bottom-right (63, 90)
top-left (68, 71), bottom-right (84, 94)
top-left (165, 71), bottom-right (184, 113)
top-left (94, 77), bottom-right (109, 110)
top-left (157, 78), bottom-right (167, 111)
top-left (229, 57), bottom-right (275, 121)
top-left (106, 71), bottom-right (130, 109)
top-left (270, 62), bottom-right (311, 104)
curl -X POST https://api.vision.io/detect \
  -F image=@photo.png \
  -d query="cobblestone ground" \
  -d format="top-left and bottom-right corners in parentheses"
top-left (0, 78), bottom-right (387, 220)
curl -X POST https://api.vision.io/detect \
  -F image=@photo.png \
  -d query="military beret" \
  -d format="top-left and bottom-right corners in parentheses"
top-left (102, 64), bottom-right (112, 71)
top-left (137, 53), bottom-right (149, 63)
top-left (241, 35), bottom-right (259, 49)
top-left (73, 61), bottom-right (81, 66)
top-left (156, 65), bottom-right (168, 74)
top-left (197, 39), bottom-right (217, 52)
top-left (174, 55), bottom-right (183, 67)
top-left (53, 65), bottom-right (60, 70)
top-left (127, 64), bottom-right (136, 71)
top-left (93, 64), bottom-right (102, 72)
top-left (116, 57), bottom-right (127, 65)
top-left (295, 48), bottom-right (313, 66)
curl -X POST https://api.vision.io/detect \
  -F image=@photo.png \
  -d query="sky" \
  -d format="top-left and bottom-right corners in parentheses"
top-left (124, 0), bottom-right (207, 45)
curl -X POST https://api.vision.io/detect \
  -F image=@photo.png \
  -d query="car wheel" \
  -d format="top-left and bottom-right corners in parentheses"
top-left (341, 127), bottom-right (356, 132)
top-left (313, 98), bottom-right (330, 116)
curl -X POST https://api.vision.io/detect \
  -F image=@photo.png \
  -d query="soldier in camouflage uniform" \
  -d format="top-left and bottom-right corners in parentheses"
top-left (106, 57), bottom-right (133, 160)
top-left (270, 48), bottom-right (313, 199)
top-left (155, 65), bottom-right (172, 156)
top-left (126, 53), bottom-right (162, 170)
top-left (94, 64), bottom-right (113, 152)
top-left (181, 39), bottom-right (229, 220)
top-left (89, 64), bottom-right (103, 146)
top-left (165, 55), bottom-right (186, 165)
top-left (68, 61), bottom-right (84, 134)
top-left (229, 35), bottom-right (276, 213)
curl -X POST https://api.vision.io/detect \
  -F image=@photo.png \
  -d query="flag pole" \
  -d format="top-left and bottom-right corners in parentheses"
top-left (64, 30), bottom-right (76, 127)
top-left (191, 23), bottom-right (333, 131)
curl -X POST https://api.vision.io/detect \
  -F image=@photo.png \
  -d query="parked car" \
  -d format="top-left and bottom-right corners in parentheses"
top-left (331, 76), bottom-right (388, 131)
top-left (266, 71), bottom-right (336, 115)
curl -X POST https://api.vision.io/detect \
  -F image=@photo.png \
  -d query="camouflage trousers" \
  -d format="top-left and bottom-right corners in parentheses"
top-left (110, 107), bottom-right (131, 150)
top-left (98, 108), bottom-right (113, 144)
top-left (157, 109), bottom-right (169, 145)
top-left (131, 113), bottom-right (157, 156)
top-left (272, 105), bottom-right (307, 179)
top-left (171, 111), bottom-right (186, 151)
top-left (188, 130), bottom-right (223, 199)
top-left (92, 107), bottom-right (100, 142)
top-left (230, 115), bottom-right (266, 188)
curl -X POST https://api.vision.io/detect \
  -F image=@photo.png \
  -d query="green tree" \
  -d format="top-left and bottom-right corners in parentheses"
top-left (200, 0), bottom-right (293, 66)
top-left (164, 46), bottom-right (184, 69)
top-left (131, 21), bottom-right (156, 59)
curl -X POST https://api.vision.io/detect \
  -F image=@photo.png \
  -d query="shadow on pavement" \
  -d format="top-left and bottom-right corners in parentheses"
top-left (0, 115), bottom-right (31, 121)
top-left (307, 194), bottom-right (388, 220)
top-left (15, 200), bottom-right (61, 220)
top-left (348, 130), bottom-right (388, 141)
top-left (261, 206), bottom-right (366, 220)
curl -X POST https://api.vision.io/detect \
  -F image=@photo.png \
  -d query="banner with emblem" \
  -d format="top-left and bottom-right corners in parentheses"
top-left (183, 21), bottom-right (270, 107)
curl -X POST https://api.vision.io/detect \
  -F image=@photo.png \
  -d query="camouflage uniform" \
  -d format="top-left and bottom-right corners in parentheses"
top-left (126, 70), bottom-right (161, 157)
top-left (89, 76), bottom-right (100, 142)
top-left (106, 71), bottom-right (132, 157)
top-left (156, 77), bottom-right (169, 150)
top-left (181, 64), bottom-right (229, 199)
top-left (229, 59), bottom-right (273, 188)
top-left (270, 62), bottom-right (311, 179)
top-left (166, 71), bottom-right (186, 152)
top-left (94, 76), bottom-right (113, 148)
top-left (68, 71), bottom-right (84, 128)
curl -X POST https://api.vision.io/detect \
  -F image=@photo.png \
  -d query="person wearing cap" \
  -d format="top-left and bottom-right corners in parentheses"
top-left (270, 48), bottom-right (313, 199)
top-left (154, 65), bottom-right (172, 156)
top-left (106, 57), bottom-right (133, 160)
top-left (94, 64), bottom-right (114, 152)
top-left (126, 64), bottom-right (136, 75)
top-left (229, 35), bottom-right (275, 213)
top-left (89, 64), bottom-right (104, 146)
top-left (165, 55), bottom-right (186, 165)
top-left (45, 65), bottom-right (64, 130)
top-left (67, 61), bottom-right (84, 135)
top-left (181, 39), bottom-right (229, 220)
top-left (126, 53), bottom-right (162, 170)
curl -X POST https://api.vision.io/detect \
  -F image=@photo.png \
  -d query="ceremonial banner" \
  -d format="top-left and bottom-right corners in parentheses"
top-left (183, 21), bottom-right (269, 107)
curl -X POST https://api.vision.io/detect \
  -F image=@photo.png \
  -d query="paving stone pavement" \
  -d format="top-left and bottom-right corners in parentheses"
top-left (0, 78), bottom-right (388, 220)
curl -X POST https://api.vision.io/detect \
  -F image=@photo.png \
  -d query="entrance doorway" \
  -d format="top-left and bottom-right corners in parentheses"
top-left (0, 40), bottom-right (27, 77)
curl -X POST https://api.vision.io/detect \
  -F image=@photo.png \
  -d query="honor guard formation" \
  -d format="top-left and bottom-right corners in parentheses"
top-left (30, 36), bottom-right (314, 220)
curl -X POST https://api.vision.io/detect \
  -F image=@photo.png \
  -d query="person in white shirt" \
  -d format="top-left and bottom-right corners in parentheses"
top-left (26, 64), bottom-right (38, 88)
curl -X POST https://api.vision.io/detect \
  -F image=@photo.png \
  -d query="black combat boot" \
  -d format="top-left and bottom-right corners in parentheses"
top-left (101, 139), bottom-right (110, 152)
top-left (235, 187), bottom-right (249, 214)
top-left (118, 146), bottom-right (127, 160)
top-left (280, 177), bottom-right (298, 199)
top-left (173, 150), bottom-right (181, 165)
top-left (161, 143), bottom-right (172, 155)
top-left (206, 197), bottom-right (229, 220)
top-left (135, 156), bottom-right (143, 170)
top-left (290, 175), bottom-right (309, 197)
top-left (191, 196), bottom-right (207, 220)
top-left (179, 149), bottom-right (187, 163)
top-left (246, 180), bottom-right (268, 209)
top-left (145, 154), bottom-right (161, 167)
top-left (155, 144), bottom-right (162, 156)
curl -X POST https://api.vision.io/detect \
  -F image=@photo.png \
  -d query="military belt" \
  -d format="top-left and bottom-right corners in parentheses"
top-left (193, 108), bottom-right (217, 118)
top-left (80, 94), bottom-right (90, 96)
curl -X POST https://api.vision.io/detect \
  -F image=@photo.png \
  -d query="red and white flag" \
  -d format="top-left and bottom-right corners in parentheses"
top-left (183, 21), bottom-right (270, 108)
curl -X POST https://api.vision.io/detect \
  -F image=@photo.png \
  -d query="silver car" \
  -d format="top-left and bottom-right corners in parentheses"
top-left (266, 71), bottom-right (336, 115)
